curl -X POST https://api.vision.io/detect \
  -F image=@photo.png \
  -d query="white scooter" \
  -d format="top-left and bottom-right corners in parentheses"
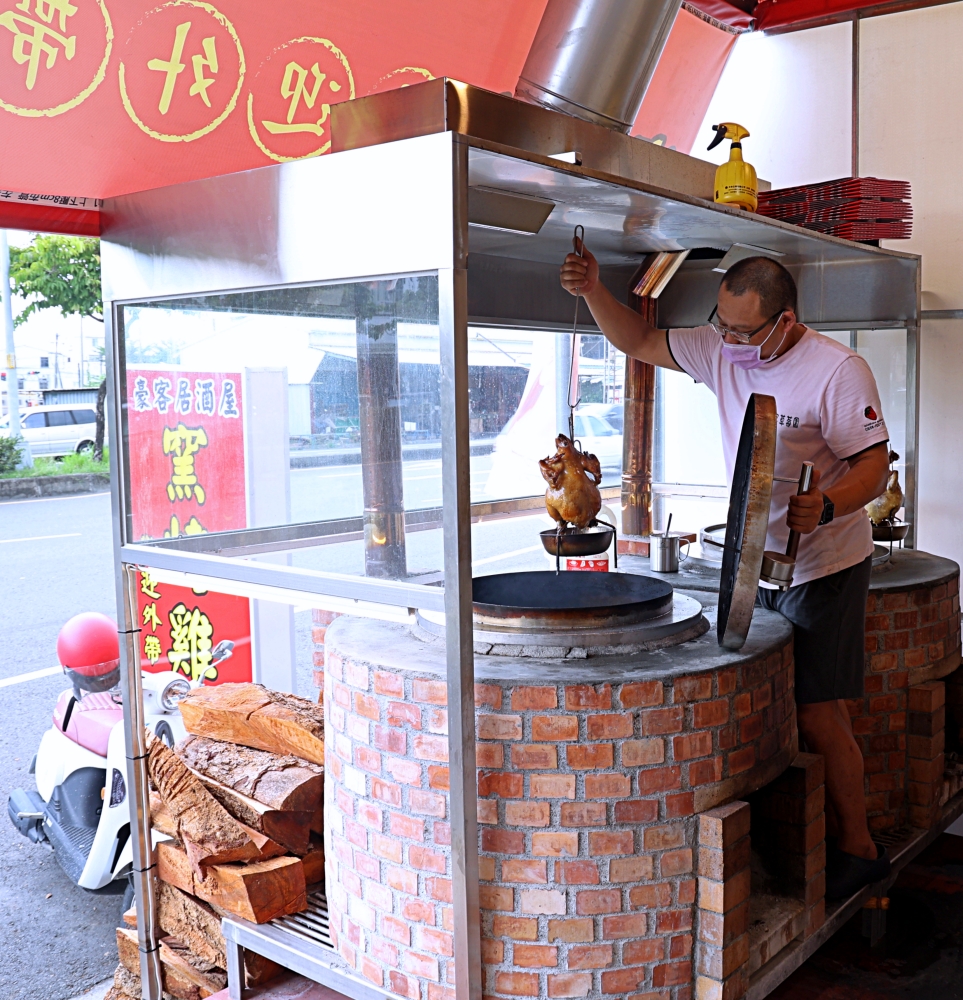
top-left (7, 612), bottom-right (231, 907)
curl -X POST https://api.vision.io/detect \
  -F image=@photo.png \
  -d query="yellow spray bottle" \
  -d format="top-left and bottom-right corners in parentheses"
top-left (707, 122), bottom-right (757, 212)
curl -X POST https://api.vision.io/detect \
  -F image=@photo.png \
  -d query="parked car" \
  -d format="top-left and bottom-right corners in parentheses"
top-left (572, 412), bottom-right (622, 470)
top-left (0, 403), bottom-right (103, 457)
top-left (578, 402), bottom-right (623, 433)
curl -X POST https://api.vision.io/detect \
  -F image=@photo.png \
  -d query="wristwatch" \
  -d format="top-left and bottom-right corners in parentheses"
top-left (818, 495), bottom-right (835, 526)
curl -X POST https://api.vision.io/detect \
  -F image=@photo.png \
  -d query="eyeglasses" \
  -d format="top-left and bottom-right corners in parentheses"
top-left (708, 306), bottom-right (785, 344)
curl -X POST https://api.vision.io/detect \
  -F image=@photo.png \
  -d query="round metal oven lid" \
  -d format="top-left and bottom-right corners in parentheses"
top-left (472, 571), bottom-right (673, 632)
top-left (718, 393), bottom-right (776, 651)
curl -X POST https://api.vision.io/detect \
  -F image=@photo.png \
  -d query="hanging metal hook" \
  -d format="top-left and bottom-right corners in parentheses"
top-left (568, 225), bottom-right (585, 441)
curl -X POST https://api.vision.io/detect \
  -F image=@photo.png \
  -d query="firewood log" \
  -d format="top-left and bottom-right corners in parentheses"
top-left (178, 684), bottom-right (324, 765)
top-left (183, 772), bottom-right (312, 855)
top-left (146, 734), bottom-right (285, 873)
top-left (177, 735), bottom-right (323, 812)
top-left (124, 881), bottom-right (285, 987)
top-left (116, 926), bottom-right (225, 999)
top-left (150, 790), bottom-right (179, 839)
top-left (301, 834), bottom-right (325, 886)
top-left (158, 881), bottom-right (226, 968)
top-left (112, 962), bottom-right (175, 1000)
top-left (149, 790), bottom-right (288, 862)
top-left (156, 840), bottom-right (307, 924)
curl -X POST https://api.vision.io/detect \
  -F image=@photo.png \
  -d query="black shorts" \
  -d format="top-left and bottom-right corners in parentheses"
top-left (756, 554), bottom-right (872, 705)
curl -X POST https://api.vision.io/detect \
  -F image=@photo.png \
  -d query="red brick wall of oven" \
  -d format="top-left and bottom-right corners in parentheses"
top-left (322, 638), bottom-right (795, 1000)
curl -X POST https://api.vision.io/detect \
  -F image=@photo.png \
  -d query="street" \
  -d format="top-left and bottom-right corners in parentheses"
top-left (0, 492), bottom-right (122, 1000)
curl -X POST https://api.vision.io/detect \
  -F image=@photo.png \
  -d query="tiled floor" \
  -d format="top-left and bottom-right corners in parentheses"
top-left (771, 834), bottom-right (963, 999)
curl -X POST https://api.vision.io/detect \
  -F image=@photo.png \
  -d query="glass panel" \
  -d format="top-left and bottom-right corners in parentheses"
top-left (120, 276), bottom-right (440, 577)
top-left (47, 410), bottom-right (75, 426)
top-left (855, 329), bottom-right (906, 468)
top-left (478, 331), bottom-right (625, 502)
top-left (658, 369), bottom-right (726, 487)
top-left (253, 327), bottom-right (624, 582)
top-left (22, 412), bottom-right (45, 429)
top-left (120, 289), bottom-right (629, 588)
top-left (72, 408), bottom-right (97, 424)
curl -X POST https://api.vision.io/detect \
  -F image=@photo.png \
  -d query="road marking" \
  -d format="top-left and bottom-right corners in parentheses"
top-left (0, 532), bottom-right (82, 544)
top-left (473, 544), bottom-right (543, 567)
top-left (0, 665), bottom-right (62, 688)
top-left (0, 491), bottom-right (108, 505)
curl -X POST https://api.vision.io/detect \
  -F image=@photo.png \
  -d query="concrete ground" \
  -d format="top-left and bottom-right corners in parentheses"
top-left (66, 981), bottom-right (112, 1000)
top-left (0, 492), bottom-right (125, 1000)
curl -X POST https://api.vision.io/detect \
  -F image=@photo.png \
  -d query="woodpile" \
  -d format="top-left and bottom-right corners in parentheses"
top-left (110, 683), bottom-right (325, 1000)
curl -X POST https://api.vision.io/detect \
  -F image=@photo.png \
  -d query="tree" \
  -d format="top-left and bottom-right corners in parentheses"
top-left (9, 235), bottom-right (108, 459)
top-left (8, 235), bottom-right (102, 327)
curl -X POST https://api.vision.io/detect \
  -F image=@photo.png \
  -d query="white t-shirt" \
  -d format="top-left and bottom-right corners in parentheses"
top-left (667, 325), bottom-right (889, 587)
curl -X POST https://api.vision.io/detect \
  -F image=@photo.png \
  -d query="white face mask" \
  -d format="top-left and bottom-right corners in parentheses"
top-left (720, 317), bottom-right (788, 370)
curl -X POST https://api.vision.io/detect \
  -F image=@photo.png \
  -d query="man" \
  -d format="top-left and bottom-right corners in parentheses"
top-left (560, 247), bottom-right (892, 898)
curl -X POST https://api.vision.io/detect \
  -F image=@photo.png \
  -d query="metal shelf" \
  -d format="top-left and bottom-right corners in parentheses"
top-left (222, 889), bottom-right (394, 1000)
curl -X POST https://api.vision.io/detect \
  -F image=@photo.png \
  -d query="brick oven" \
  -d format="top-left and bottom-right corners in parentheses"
top-left (322, 598), bottom-right (802, 1000)
top-left (845, 549), bottom-right (961, 834)
top-left (618, 547), bottom-right (962, 838)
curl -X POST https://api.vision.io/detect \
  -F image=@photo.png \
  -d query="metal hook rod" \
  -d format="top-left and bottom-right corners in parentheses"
top-left (568, 225), bottom-right (584, 441)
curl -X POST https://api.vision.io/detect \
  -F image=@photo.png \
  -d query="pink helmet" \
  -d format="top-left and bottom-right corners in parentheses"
top-left (57, 612), bottom-right (120, 694)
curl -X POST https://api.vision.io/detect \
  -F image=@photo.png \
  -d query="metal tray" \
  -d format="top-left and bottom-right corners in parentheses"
top-left (539, 524), bottom-right (615, 557)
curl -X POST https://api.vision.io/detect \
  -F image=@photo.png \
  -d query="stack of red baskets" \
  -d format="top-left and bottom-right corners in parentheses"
top-left (756, 176), bottom-right (912, 240)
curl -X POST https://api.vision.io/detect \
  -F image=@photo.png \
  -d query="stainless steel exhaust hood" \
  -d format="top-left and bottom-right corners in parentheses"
top-left (514, 0), bottom-right (684, 132)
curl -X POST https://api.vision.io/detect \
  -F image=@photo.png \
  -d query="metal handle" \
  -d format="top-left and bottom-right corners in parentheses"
top-left (785, 462), bottom-right (814, 561)
top-left (568, 225), bottom-right (585, 441)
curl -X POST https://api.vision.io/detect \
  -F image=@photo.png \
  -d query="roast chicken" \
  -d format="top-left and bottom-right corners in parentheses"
top-left (539, 433), bottom-right (603, 529)
top-left (865, 450), bottom-right (904, 525)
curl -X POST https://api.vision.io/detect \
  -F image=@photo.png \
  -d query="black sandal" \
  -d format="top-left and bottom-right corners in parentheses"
top-left (825, 843), bottom-right (891, 899)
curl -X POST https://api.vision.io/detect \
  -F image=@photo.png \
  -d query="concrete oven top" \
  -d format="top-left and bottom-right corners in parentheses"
top-left (325, 592), bottom-right (792, 686)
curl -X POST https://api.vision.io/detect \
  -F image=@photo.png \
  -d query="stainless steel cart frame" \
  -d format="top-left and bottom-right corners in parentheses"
top-left (103, 80), bottom-right (920, 1000)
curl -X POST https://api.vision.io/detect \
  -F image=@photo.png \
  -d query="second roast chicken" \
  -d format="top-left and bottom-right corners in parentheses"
top-left (539, 433), bottom-right (603, 529)
top-left (865, 450), bottom-right (904, 525)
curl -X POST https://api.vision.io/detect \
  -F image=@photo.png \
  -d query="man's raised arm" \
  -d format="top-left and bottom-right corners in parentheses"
top-left (560, 243), bottom-right (682, 372)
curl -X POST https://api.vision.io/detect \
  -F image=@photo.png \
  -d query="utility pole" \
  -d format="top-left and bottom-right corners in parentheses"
top-left (1, 230), bottom-right (32, 468)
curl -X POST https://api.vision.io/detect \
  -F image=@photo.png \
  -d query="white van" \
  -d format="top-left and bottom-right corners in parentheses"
top-left (0, 403), bottom-right (103, 457)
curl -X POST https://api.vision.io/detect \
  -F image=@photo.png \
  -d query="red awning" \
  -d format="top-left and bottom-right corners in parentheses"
top-left (0, 0), bottom-right (738, 236)
top-left (754, 0), bottom-right (939, 30)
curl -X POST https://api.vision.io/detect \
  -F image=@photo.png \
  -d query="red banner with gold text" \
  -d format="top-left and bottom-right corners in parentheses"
top-left (0, 1), bottom-right (734, 201)
top-left (126, 367), bottom-right (246, 541)
top-left (136, 567), bottom-right (252, 684)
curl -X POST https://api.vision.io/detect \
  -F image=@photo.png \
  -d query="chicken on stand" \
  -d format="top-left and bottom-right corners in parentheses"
top-left (866, 450), bottom-right (907, 551)
top-left (540, 433), bottom-right (603, 528)
top-left (865, 450), bottom-right (904, 526)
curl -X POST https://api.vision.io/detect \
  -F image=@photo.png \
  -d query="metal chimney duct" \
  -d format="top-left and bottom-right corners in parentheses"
top-left (514, 0), bottom-right (683, 132)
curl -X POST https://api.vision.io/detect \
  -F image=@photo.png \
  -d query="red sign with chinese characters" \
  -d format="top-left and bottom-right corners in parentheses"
top-left (566, 558), bottom-right (609, 573)
top-left (136, 568), bottom-right (252, 684)
top-left (126, 367), bottom-right (246, 541)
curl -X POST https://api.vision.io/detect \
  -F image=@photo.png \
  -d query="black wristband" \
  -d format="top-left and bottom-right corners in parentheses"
top-left (818, 495), bottom-right (835, 526)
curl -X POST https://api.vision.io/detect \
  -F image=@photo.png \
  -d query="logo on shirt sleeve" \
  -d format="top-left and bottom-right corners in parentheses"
top-left (863, 404), bottom-right (884, 431)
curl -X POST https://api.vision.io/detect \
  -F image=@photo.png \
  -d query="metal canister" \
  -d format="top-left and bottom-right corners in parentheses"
top-left (649, 533), bottom-right (689, 573)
